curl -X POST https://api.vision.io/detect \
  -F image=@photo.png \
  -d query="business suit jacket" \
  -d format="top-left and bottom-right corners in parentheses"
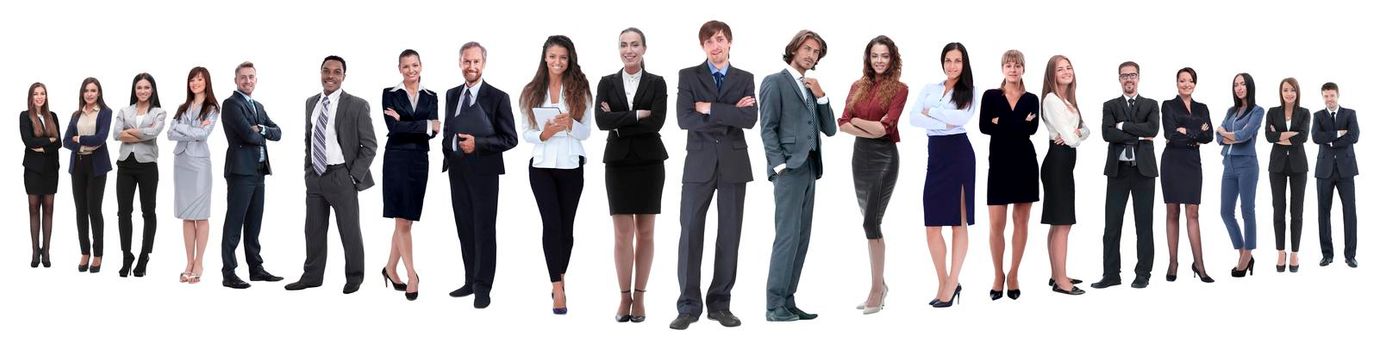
top-left (677, 62), bottom-right (757, 184)
top-left (759, 68), bottom-right (836, 181)
top-left (594, 70), bottom-right (669, 164)
top-left (1313, 107), bottom-right (1360, 178)
top-left (20, 111), bottom-right (61, 171)
top-left (442, 82), bottom-right (519, 175)
top-left (304, 91), bottom-right (377, 191)
top-left (222, 92), bottom-right (281, 176)
top-left (1102, 96), bottom-right (1160, 177)
top-left (62, 108), bottom-right (113, 175)
top-left (1265, 106), bottom-right (1311, 174)
top-left (382, 87), bottom-right (438, 151)
top-left (112, 105), bottom-right (167, 163)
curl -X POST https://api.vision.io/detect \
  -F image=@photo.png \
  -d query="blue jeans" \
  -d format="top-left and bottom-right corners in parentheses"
top-left (1221, 155), bottom-right (1259, 250)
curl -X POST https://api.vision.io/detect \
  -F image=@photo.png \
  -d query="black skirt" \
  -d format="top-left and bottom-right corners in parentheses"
top-left (1160, 146), bottom-right (1203, 204)
top-left (852, 138), bottom-right (899, 239)
top-left (605, 161), bottom-right (665, 215)
top-left (25, 167), bottom-right (59, 195)
top-left (382, 149), bottom-right (429, 221)
top-left (923, 134), bottom-right (976, 227)
top-left (1040, 142), bottom-right (1077, 225)
top-left (987, 137), bottom-right (1040, 205)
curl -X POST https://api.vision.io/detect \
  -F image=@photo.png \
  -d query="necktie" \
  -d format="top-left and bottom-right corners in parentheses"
top-left (457, 88), bottom-right (473, 116)
top-left (713, 71), bottom-right (725, 91)
top-left (800, 76), bottom-right (816, 115)
top-left (311, 95), bottom-right (330, 175)
top-left (1125, 97), bottom-right (1137, 163)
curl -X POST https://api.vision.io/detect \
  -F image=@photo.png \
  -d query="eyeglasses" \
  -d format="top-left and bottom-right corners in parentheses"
top-left (1119, 73), bottom-right (1139, 80)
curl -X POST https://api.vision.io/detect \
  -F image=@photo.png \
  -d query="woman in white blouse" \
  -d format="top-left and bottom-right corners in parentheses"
top-left (519, 34), bottom-right (592, 315)
top-left (909, 42), bottom-right (977, 308)
top-left (1039, 55), bottom-right (1091, 295)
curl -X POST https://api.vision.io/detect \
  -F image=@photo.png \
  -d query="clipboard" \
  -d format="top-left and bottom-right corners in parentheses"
top-left (532, 107), bottom-right (562, 131)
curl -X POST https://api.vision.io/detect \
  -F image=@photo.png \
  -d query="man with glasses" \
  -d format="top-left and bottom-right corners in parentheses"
top-left (1093, 61), bottom-right (1160, 289)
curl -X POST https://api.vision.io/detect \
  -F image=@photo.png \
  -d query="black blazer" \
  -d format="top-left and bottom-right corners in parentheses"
top-left (62, 107), bottom-right (113, 175)
top-left (594, 70), bottom-right (668, 165)
top-left (442, 82), bottom-right (518, 175)
top-left (19, 111), bottom-right (61, 172)
top-left (676, 61), bottom-right (757, 184)
top-left (381, 86), bottom-right (439, 151)
top-left (1101, 96), bottom-right (1160, 177)
top-left (1264, 106), bottom-right (1310, 174)
top-left (1161, 96), bottom-right (1213, 149)
top-left (221, 92), bottom-right (281, 177)
top-left (1313, 107), bottom-right (1359, 178)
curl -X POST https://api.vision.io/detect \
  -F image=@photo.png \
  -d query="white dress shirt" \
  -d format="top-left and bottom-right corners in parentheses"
top-left (784, 65), bottom-right (830, 105)
top-left (310, 89), bottom-right (346, 166)
top-left (909, 81), bottom-right (973, 136)
top-left (622, 69), bottom-right (641, 110)
top-left (522, 86), bottom-right (592, 169)
top-left (1042, 92), bottom-right (1091, 148)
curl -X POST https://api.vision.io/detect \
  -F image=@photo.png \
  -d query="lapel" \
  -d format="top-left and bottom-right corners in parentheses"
top-left (781, 69), bottom-right (809, 106)
top-left (394, 88), bottom-right (416, 116)
top-left (699, 64), bottom-right (719, 99)
top-left (610, 70), bottom-right (629, 110)
top-left (631, 75), bottom-right (650, 109)
top-left (333, 92), bottom-right (350, 141)
top-left (1120, 97), bottom-right (1134, 122)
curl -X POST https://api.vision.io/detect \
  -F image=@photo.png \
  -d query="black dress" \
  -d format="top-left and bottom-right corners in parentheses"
top-left (20, 111), bottom-right (61, 195)
top-left (594, 71), bottom-right (669, 215)
top-left (978, 90), bottom-right (1040, 205)
top-left (380, 86), bottom-right (439, 221)
top-left (1159, 96), bottom-right (1212, 204)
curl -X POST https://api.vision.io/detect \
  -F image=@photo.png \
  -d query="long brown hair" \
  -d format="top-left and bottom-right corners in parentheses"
top-left (1041, 55), bottom-right (1078, 110)
top-left (846, 35), bottom-right (903, 115)
top-left (520, 35), bottom-right (590, 127)
top-left (27, 82), bottom-right (58, 137)
top-left (74, 77), bottom-right (108, 118)
top-left (176, 67), bottom-right (220, 121)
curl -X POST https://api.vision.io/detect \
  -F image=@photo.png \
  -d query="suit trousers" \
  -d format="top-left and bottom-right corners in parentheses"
top-left (1317, 174), bottom-right (1357, 259)
top-left (1103, 162), bottom-right (1156, 278)
top-left (116, 159), bottom-right (158, 258)
top-left (222, 165), bottom-right (267, 278)
top-left (1221, 155), bottom-right (1260, 250)
top-left (529, 162), bottom-right (584, 282)
top-left (73, 154), bottom-right (107, 257)
top-left (676, 164), bottom-right (747, 317)
top-left (766, 155), bottom-right (818, 310)
top-left (299, 165), bottom-right (366, 284)
top-left (449, 169), bottom-right (500, 292)
top-left (1269, 172), bottom-right (1306, 252)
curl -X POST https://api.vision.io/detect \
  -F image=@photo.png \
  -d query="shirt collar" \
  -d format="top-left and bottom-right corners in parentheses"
top-left (1124, 93), bottom-right (1139, 101)
top-left (1328, 106), bottom-right (1340, 115)
top-left (706, 60), bottom-right (730, 76)
top-left (463, 79), bottom-right (485, 96)
top-left (320, 89), bottom-right (344, 104)
top-left (784, 64), bottom-right (806, 82)
top-left (236, 90), bottom-right (253, 100)
top-left (390, 81), bottom-right (428, 94)
top-left (622, 69), bottom-right (642, 82)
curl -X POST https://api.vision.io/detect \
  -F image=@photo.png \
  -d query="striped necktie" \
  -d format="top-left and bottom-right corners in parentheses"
top-left (311, 95), bottom-right (330, 175)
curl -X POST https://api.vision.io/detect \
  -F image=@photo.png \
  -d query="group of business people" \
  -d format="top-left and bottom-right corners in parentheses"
top-left (16, 20), bottom-right (1364, 330)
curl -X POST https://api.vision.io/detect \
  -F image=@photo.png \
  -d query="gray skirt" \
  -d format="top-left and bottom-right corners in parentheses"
top-left (173, 154), bottom-right (212, 220)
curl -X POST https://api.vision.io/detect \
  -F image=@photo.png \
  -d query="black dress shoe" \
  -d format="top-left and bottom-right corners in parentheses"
top-left (1007, 289), bottom-right (1022, 300)
top-left (1048, 278), bottom-right (1083, 286)
top-left (249, 270), bottom-right (284, 282)
top-left (284, 280), bottom-right (321, 291)
top-left (1320, 257), bottom-right (1333, 266)
top-left (669, 314), bottom-right (697, 330)
top-left (1346, 258), bottom-right (1359, 268)
top-left (1052, 285), bottom-right (1085, 295)
top-left (1090, 278), bottom-right (1121, 289)
top-left (474, 292), bottom-right (491, 309)
top-left (223, 277), bottom-right (252, 289)
top-left (450, 284), bottom-right (475, 297)
top-left (706, 310), bottom-right (741, 327)
top-left (787, 306), bottom-right (817, 320)
top-left (343, 281), bottom-right (362, 294)
top-left (1130, 276), bottom-right (1149, 289)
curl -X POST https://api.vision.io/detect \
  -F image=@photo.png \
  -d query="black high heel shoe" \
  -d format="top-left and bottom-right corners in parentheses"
top-left (30, 251), bottom-right (40, 268)
top-left (552, 283), bottom-right (568, 315)
top-left (41, 248), bottom-right (51, 268)
top-left (989, 289), bottom-right (1004, 300)
top-left (933, 285), bottom-right (962, 308)
top-left (119, 253), bottom-right (135, 277)
top-left (133, 253), bottom-right (150, 277)
top-left (1190, 263), bottom-right (1215, 283)
top-left (1008, 289), bottom-right (1022, 300)
top-left (1166, 262), bottom-right (1178, 282)
top-left (89, 257), bottom-right (102, 274)
top-left (616, 290), bottom-right (633, 322)
top-left (1229, 257), bottom-right (1255, 277)
top-left (405, 274), bottom-right (420, 301)
top-left (381, 268), bottom-right (407, 291)
top-left (630, 289), bottom-right (646, 323)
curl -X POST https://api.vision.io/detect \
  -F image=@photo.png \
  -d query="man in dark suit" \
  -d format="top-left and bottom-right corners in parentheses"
top-left (220, 61), bottom-right (283, 289)
top-left (1312, 82), bottom-right (1360, 268)
top-left (1094, 61), bottom-right (1160, 289)
top-left (443, 42), bottom-right (519, 308)
top-left (760, 30), bottom-right (836, 322)
top-left (669, 20), bottom-right (758, 331)
top-left (285, 56), bottom-right (378, 294)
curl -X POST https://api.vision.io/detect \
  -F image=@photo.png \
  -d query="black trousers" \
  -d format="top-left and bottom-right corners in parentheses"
top-left (1317, 174), bottom-right (1357, 259)
top-left (116, 159), bottom-right (158, 258)
top-left (1269, 171), bottom-right (1306, 252)
top-left (73, 154), bottom-right (107, 257)
top-left (530, 162), bottom-right (584, 283)
top-left (222, 165), bottom-right (267, 278)
top-left (449, 169), bottom-right (500, 292)
top-left (300, 165), bottom-right (366, 284)
top-left (1103, 162), bottom-right (1155, 278)
top-left (676, 166), bottom-right (747, 317)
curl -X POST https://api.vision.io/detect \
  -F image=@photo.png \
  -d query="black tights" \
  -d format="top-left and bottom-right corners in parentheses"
top-left (28, 194), bottom-right (55, 257)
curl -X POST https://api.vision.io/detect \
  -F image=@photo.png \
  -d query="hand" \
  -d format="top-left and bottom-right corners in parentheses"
top-left (1200, 122), bottom-right (1210, 132)
top-left (1177, 127), bottom-right (1188, 135)
top-left (635, 110), bottom-right (651, 120)
top-left (120, 131), bottom-right (139, 143)
top-left (1279, 140), bottom-right (1293, 146)
top-left (1338, 129), bottom-right (1348, 137)
top-left (31, 148), bottom-right (44, 153)
top-left (695, 102), bottom-right (712, 114)
top-left (802, 78), bottom-right (824, 98)
top-left (554, 113), bottom-right (574, 130)
top-left (540, 119), bottom-right (562, 140)
top-left (251, 125), bottom-right (261, 133)
top-left (1053, 135), bottom-right (1066, 145)
top-left (1280, 131), bottom-right (1298, 139)
top-left (458, 133), bottom-right (476, 153)
top-left (991, 117), bottom-right (999, 125)
top-left (1025, 113), bottom-right (1036, 122)
top-left (72, 135), bottom-right (80, 143)
top-left (735, 96), bottom-right (756, 108)
top-left (1269, 124), bottom-right (1276, 132)
top-left (384, 108), bottom-right (401, 121)
top-left (201, 118), bottom-right (214, 127)
top-left (1073, 128), bottom-right (1083, 138)
top-left (921, 106), bottom-right (931, 116)
top-left (600, 102), bottom-right (611, 113)
top-left (1215, 126), bottom-right (1227, 135)
top-left (430, 119), bottom-right (441, 134)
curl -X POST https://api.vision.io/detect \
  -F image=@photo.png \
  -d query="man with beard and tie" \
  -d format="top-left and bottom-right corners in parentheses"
top-left (1093, 61), bottom-right (1159, 289)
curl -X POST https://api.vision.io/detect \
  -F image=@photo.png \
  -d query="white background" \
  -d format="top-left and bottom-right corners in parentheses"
top-left (3, 0), bottom-right (1376, 348)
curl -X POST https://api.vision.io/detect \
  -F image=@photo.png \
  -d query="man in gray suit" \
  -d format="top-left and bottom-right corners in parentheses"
top-left (285, 56), bottom-right (378, 294)
top-left (669, 20), bottom-right (758, 331)
top-left (760, 30), bottom-right (836, 322)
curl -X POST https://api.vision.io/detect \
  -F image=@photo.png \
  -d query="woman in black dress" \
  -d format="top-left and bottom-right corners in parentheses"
top-left (594, 28), bottom-right (667, 323)
top-left (21, 82), bottom-right (61, 268)
top-left (978, 50), bottom-right (1039, 301)
top-left (380, 49), bottom-right (440, 300)
top-left (1160, 67), bottom-right (1214, 283)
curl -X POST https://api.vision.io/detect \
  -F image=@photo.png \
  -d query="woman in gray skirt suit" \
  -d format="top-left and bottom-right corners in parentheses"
top-left (168, 67), bottom-right (219, 284)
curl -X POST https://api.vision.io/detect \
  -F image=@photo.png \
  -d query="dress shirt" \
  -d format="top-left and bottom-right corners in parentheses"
top-left (909, 81), bottom-right (974, 136)
top-left (311, 89), bottom-right (346, 166)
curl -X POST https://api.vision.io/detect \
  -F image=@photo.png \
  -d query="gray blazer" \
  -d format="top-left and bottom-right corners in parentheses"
top-left (113, 104), bottom-right (167, 163)
top-left (167, 106), bottom-right (219, 158)
top-left (304, 90), bottom-right (378, 191)
top-left (759, 68), bottom-right (836, 181)
top-left (676, 62), bottom-right (758, 184)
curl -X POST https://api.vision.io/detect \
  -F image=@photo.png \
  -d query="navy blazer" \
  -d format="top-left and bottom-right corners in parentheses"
top-left (594, 70), bottom-right (669, 165)
top-left (1264, 105), bottom-right (1310, 174)
top-left (441, 82), bottom-right (518, 175)
top-left (382, 86), bottom-right (439, 151)
top-left (62, 107), bottom-right (113, 175)
top-left (221, 92), bottom-right (282, 177)
top-left (1313, 107), bottom-right (1359, 178)
top-left (676, 61), bottom-right (757, 184)
top-left (20, 111), bottom-right (62, 172)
